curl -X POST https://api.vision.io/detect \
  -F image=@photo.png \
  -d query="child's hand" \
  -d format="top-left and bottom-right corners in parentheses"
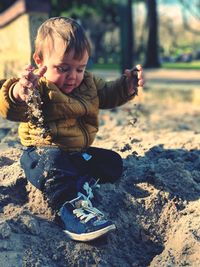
top-left (124, 64), bottom-right (144, 96)
top-left (13, 65), bottom-right (47, 102)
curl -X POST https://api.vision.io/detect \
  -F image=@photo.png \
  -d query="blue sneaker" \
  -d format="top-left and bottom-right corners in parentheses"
top-left (59, 195), bottom-right (116, 241)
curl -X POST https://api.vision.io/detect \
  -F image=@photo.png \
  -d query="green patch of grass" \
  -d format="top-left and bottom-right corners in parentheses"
top-left (162, 61), bottom-right (200, 70)
top-left (91, 63), bottom-right (120, 70)
top-left (91, 61), bottom-right (200, 70)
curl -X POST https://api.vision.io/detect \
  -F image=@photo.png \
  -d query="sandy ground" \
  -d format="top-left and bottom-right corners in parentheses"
top-left (0, 70), bottom-right (200, 267)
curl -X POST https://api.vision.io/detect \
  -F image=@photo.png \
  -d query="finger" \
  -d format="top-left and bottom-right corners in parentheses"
top-left (28, 72), bottom-right (38, 83)
top-left (137, 70), bottom-right (143, 80)
top-left (138, 75), bottom-right (145, 86)
top-left (136, 64), bottom-right (142, 71)
top-left (21, 69), bottom-right (32, 78)
top-left (138, 70), bottom-right (145, 86)
top-left (19, 77), bottom-right (34, 89)
top-left (24, 64), bottom-right (35, 72)
top-left (36, 66), bottom-right (47, 77)
top-left (21, 65), bottom-right (35, 80)
top-left (20, 86), bottom-right (29, 95)
top-left (18, 87), bottom-right (30, 102)
top-left (138, 79), bottom-right (144, 87)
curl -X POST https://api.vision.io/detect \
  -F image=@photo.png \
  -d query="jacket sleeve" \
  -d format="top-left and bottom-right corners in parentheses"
top-left (0, 78), bottom-right (28, 122)
top-left (94, 74), bottom-right (137, 109)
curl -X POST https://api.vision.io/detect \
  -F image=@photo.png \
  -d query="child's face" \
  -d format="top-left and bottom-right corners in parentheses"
top-left (37, 47), bottom-right (89, 94)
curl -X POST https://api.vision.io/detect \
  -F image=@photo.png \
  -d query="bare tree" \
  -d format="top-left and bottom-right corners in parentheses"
top-left (178, 0), bottom-right (200, 34)
top-left (144, 0), bottom-right (160, 68)
top-left (119, 0), bottom-right (134, 72)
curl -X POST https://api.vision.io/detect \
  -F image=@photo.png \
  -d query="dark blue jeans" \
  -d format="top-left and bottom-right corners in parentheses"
top-left (20, 146), bottom-right (123, 210)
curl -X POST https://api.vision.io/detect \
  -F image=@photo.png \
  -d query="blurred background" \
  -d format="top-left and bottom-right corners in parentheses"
top-left (0, 0), bottom-right (199, 77)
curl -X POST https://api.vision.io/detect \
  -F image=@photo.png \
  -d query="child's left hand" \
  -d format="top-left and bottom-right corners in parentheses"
top-left (124, 64), bottom-right (144, 96)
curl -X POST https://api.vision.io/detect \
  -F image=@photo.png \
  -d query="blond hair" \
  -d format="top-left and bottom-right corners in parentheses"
top-left (34, 17), bottom-right (91, 60)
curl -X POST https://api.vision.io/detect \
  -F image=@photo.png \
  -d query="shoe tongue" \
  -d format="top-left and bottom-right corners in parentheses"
top-left (76, 175), bottom-right (89, 193)
top-left (74, 195), bottom-right (87, 209)
top-left (75, 199), bottom-right (83, 209)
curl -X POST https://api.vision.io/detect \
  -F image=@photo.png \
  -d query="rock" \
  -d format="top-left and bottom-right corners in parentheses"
top-left (19, 215), bottom-right (40, 235)
top-left (0, 221), bottom-right (11, 238)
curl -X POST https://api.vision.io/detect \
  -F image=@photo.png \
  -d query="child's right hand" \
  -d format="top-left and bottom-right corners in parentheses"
top-left (12, 65), bottom-right (47, 102)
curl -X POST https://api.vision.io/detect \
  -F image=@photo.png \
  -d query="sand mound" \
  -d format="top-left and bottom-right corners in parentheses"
top-left (0, 93), bottom-right (200, 266)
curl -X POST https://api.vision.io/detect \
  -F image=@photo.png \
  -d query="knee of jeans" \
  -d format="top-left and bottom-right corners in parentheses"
top-left (44, 149), bottom-right (65, 167)
top-left (30, 160), bottom-right (38, 169)
top-left (113, 152), bottom-right (123, 167)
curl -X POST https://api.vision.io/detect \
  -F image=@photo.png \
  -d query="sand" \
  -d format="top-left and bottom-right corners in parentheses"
top-left (0, 71), bottom-right (200, 267)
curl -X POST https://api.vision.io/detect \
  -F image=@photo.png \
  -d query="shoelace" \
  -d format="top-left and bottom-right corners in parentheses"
top-left (73, 198), bottom-right (104, 223)
top-left (78, 179), bottom-right (100, 201)
top-left (59, 180), bottom-right (103, 222)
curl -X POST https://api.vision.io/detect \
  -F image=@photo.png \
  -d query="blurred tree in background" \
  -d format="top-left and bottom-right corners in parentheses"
top-left (144, 0), bottom-right (160, 68)
top-left (179, 0), bottom-right (200, 35)
top-left (1, 0), bottom-right (137, 71)
top-left (57, 0), bottom-right (121, 67)
top-left (1, 0), bottom-right (200, 69)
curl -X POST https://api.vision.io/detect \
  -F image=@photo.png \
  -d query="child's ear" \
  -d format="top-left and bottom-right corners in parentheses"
top-left (33, 53), bottom-right (43, 67)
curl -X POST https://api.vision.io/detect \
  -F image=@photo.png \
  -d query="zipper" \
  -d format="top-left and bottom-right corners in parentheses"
top-left (72, 94), bottom-right (89, 148)
top-left (78, 117), bottom-right (89, 148)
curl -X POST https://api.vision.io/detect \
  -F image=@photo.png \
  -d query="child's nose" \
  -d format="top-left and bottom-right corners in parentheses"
top-left (68, 69), bottom-right (76, 79)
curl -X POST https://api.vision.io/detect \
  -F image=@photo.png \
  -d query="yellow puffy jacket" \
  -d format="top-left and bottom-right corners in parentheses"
top-left (0, 71), bottom-right (136, 151)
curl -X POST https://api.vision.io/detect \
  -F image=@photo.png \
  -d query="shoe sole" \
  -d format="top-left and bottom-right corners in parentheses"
top-left (63, 224), bottom-right (116, 242)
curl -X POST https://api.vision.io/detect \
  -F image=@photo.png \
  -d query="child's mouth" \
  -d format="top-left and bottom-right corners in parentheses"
top-left (62, 84), bottom-right (75, 93)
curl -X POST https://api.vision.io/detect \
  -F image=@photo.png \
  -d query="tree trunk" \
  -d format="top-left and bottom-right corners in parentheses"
top-left (144, 0), bottom-right (160, 68)
top-left (119, 0), bottom-right (134, 72)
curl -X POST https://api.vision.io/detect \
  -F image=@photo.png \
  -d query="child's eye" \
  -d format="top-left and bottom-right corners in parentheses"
top-left (77, 69), bottom-right (84, 73)
top-left (56, 66), bottom-right (69, 73)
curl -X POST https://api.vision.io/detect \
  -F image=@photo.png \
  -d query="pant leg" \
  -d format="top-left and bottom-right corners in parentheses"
top-left (87, 147), bottom-right (123, 183)
top-left (20, 146), bottom-right (46, 190)
top-left (70, 147), bottom-right (123, 183)
top-left (20, 147), bottom-right (81, 210)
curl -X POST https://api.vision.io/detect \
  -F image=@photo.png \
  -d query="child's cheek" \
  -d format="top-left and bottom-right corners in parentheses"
top-left (78, 73), bottom-right (84, 84)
